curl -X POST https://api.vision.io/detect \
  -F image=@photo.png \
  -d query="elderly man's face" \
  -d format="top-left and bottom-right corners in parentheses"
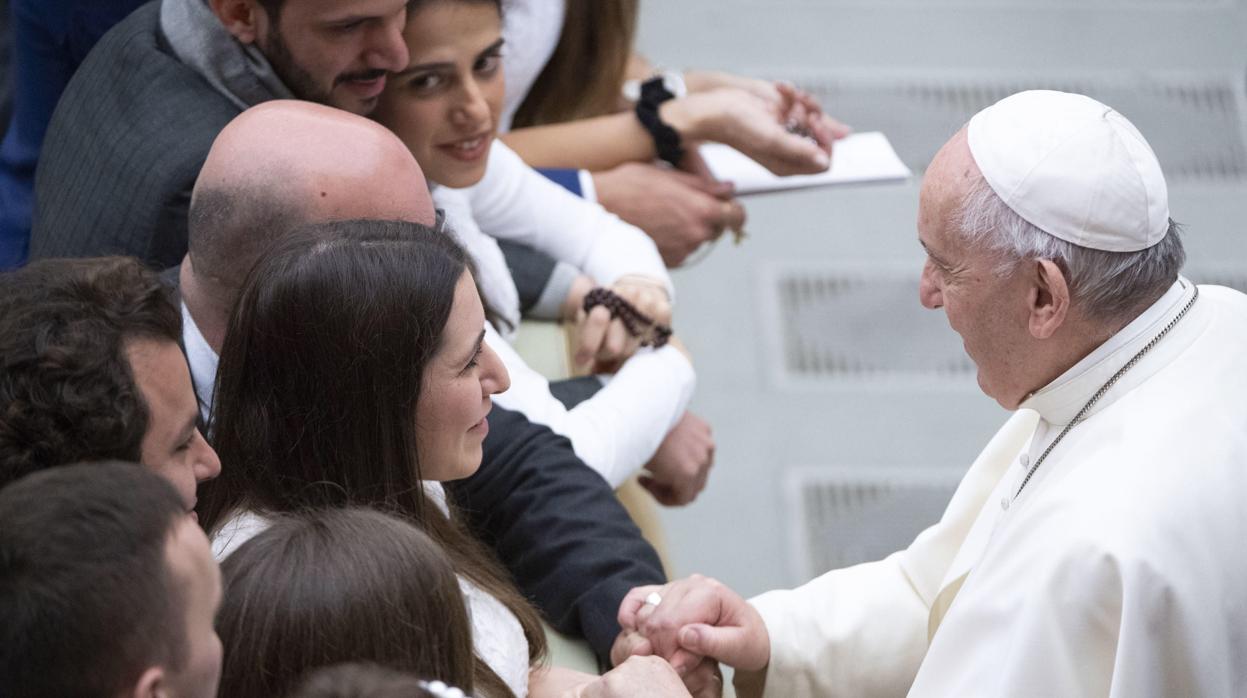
top-left (251, 0), bottom-right (410, 115)
top-left (918, 132), bottom-right (1036, 409)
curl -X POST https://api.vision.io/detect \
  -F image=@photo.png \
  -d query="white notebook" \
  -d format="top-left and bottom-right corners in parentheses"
top-left (698, 131), bottom-right (912, 195)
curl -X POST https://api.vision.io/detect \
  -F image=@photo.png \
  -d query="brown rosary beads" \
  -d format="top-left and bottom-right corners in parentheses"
top-left (582, 288), bottom-right (672, 348)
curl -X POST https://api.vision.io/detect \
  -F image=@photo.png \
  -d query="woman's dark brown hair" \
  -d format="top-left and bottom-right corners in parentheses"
top-left (511, 0), bottom-right (640, 128)
top-left (200, 219), bottom-right (545, 697)
top-left (217, 508), bottom-right (474, 698)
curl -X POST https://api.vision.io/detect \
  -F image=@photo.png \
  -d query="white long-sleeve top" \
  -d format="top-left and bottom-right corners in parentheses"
top-left (432, 140), bottom-right (692, 486)
top-left (433, 140), bottom-right (673, 333)
top-left (486, 322), bottom-right (694, 487)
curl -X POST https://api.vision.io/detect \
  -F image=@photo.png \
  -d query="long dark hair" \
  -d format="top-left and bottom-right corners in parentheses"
top-left (216, 508), bottom-right (475, 698)
top-left (511, 0), bottom-right (640, 128)
top-left (199, 220), bottom-right (545, 697)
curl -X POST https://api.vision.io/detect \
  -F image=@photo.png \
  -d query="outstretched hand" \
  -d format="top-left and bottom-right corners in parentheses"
top-left (662, 87), bottom-right (851, 177)
top-left (616, 575), bottom-right (772, 675)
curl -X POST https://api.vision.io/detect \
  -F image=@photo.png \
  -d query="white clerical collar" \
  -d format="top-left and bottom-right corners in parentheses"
top-left (1021, 277), bottom-right (1194, 426)
top-left (181, 301), bottom-right (220, 424)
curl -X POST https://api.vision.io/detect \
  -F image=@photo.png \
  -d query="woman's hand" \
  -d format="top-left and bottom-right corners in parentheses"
top-left (529, 665), bottom-right (596, 698)
top-left (572, 277), bottom-right (672, 373)
top-left (660, 86), bottom-right (851, 177)
top-left (574, 656), bottom-right (699, 698)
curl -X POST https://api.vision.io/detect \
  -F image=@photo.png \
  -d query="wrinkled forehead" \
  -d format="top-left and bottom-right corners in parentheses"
top-left (919, 130), bottom-right (980, 232)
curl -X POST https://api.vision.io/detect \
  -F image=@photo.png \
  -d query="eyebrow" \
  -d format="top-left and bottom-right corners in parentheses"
top-left (919, 239), bottom-right (951, 266)
top-left (460, 330), bottom-right (486, 369)
top-left (177, 414), bottom-right (199, 446)
top-left (395, 38), bottom-right (506, 78)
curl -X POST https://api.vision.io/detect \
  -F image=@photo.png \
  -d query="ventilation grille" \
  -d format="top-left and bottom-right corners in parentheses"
top-left (785, 466), bottom-right (964, 581)
top-left (764, 264), bottom-right (975, 387)
top-left (788, 75), bottom-right (1247, 181)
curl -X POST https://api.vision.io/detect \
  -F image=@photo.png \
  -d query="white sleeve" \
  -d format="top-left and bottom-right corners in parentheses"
top-left (485, 323), bottom-right (694, 486)
top-left (464, 140), bottom-right (672, 298)
top-left (737, 410), bottom-right (1042, 698)
top-left (432, 186), bottom-right (522, 334)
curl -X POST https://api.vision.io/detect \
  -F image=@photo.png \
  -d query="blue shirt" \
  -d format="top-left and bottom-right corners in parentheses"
top-left (0, 0), bottom-right (146, 268)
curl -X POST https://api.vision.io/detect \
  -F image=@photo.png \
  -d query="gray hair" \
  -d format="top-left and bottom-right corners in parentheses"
top-left (954, 176), bottom-right (1185, 323)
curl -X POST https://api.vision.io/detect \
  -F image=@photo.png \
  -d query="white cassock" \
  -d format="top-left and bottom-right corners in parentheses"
top-left (737, 279), bottom-right (1247, 697)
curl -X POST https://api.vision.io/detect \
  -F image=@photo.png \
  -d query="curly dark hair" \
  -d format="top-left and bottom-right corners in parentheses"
top-left (0, 257), bottom-right (182, 488)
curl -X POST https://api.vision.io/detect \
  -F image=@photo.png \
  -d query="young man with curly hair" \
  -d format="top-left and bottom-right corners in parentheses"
top-left (0, 256), bottom-right (220, 509)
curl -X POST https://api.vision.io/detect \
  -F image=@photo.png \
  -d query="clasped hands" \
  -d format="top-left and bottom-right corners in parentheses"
top-left (609, 575), bottom-right (772, 697)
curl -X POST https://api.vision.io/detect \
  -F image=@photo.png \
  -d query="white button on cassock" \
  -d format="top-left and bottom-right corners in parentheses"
top-left (1019, 453), bottom-right (1031, 469)
top-left (1000, 496), bottom-right (1011, 511)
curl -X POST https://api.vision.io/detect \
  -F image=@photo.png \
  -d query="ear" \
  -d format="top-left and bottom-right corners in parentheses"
top-left (130, 667), bottom-right (166, 698)
top-left (1028, 259), bottom-right (1070, 340)
top-left (208, 0), bottom-right (264, 44)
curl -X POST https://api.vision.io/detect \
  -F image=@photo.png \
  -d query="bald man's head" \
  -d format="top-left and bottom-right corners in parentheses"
top-left (188, 101), bottom-right (435, 298)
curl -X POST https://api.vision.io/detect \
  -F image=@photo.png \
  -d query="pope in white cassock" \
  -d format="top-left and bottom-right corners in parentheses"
top-left (612, 90), bottom-right (1247, 698)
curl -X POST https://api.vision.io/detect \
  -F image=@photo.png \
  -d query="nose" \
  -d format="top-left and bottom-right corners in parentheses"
top-left (367, 13), bottom-right (410, 73)
top-left (480, 341), bottom-right (511, 396)
top-left (919, 259), bottom-right (943, 310)
top-left (451, 77), bottom-right (491, 127)
top-left (191, 430), bottom-right (223, 483)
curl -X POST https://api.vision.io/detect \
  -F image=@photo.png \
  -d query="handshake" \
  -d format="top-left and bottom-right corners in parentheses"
top-left (602, 575), bottom-right (772, 697)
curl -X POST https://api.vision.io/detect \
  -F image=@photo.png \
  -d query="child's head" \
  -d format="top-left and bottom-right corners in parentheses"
top-left (216, 507), bottom-right (475, 698)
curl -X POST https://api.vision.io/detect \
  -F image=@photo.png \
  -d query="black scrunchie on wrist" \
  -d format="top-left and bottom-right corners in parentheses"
top-left (635, 77), bottom-right (684, 167)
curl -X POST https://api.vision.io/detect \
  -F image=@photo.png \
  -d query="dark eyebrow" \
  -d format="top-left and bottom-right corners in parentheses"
top-left (323, 13), bottom-right (380, 27)
top-left (395, 38), bottom-right (506, 79)
top-left (460, 330), bottom-right (486, 369)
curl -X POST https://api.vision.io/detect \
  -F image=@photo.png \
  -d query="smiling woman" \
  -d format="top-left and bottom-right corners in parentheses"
top-left (200, 219), bottom-right (544, 698)
top-left (369, 0), bottom-right (696, 492)
top-left (373, 0), bottom-right (505, 188)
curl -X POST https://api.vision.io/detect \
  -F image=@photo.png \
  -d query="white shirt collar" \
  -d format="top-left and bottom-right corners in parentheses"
top-left (1021, 277), bottom-right (1194, 426)
top-left (181, 301), bottom-right (219, 424)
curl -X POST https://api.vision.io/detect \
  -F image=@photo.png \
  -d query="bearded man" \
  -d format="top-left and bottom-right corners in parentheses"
top-left (612, 90), bottom-right (1247, 697)
top-left (27, 0), bottom-right (411, 266)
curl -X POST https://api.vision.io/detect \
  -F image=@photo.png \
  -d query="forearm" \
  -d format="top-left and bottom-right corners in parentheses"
top-left (501, 112), bottom-right (657, 171)
top-left (488, 325), bottom-right (693, 486)
top-left (468, 142), bottom-right (672, 297)
top-left (740, 554), bottom-right (931, 698)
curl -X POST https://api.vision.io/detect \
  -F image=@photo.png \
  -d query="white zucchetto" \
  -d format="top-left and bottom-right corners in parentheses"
top-left (967, 90), bottom-right (1169, 253)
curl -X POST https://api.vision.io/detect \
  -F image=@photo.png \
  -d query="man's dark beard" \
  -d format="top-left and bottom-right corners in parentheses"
top-left (264, 25), bottom-right (332, 105)
top-left (263, 25), bottom-right (388, 108)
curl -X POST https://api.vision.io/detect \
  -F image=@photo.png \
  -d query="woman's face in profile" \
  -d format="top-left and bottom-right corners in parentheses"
top-left (373, 1), bottom-right (505, 188)
top-left (414, 270), bottom-right (510, 480)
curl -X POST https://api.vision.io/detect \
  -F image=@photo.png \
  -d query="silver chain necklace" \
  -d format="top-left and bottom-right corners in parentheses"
top-left (1014, 285), bottom-right (1200, 499)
